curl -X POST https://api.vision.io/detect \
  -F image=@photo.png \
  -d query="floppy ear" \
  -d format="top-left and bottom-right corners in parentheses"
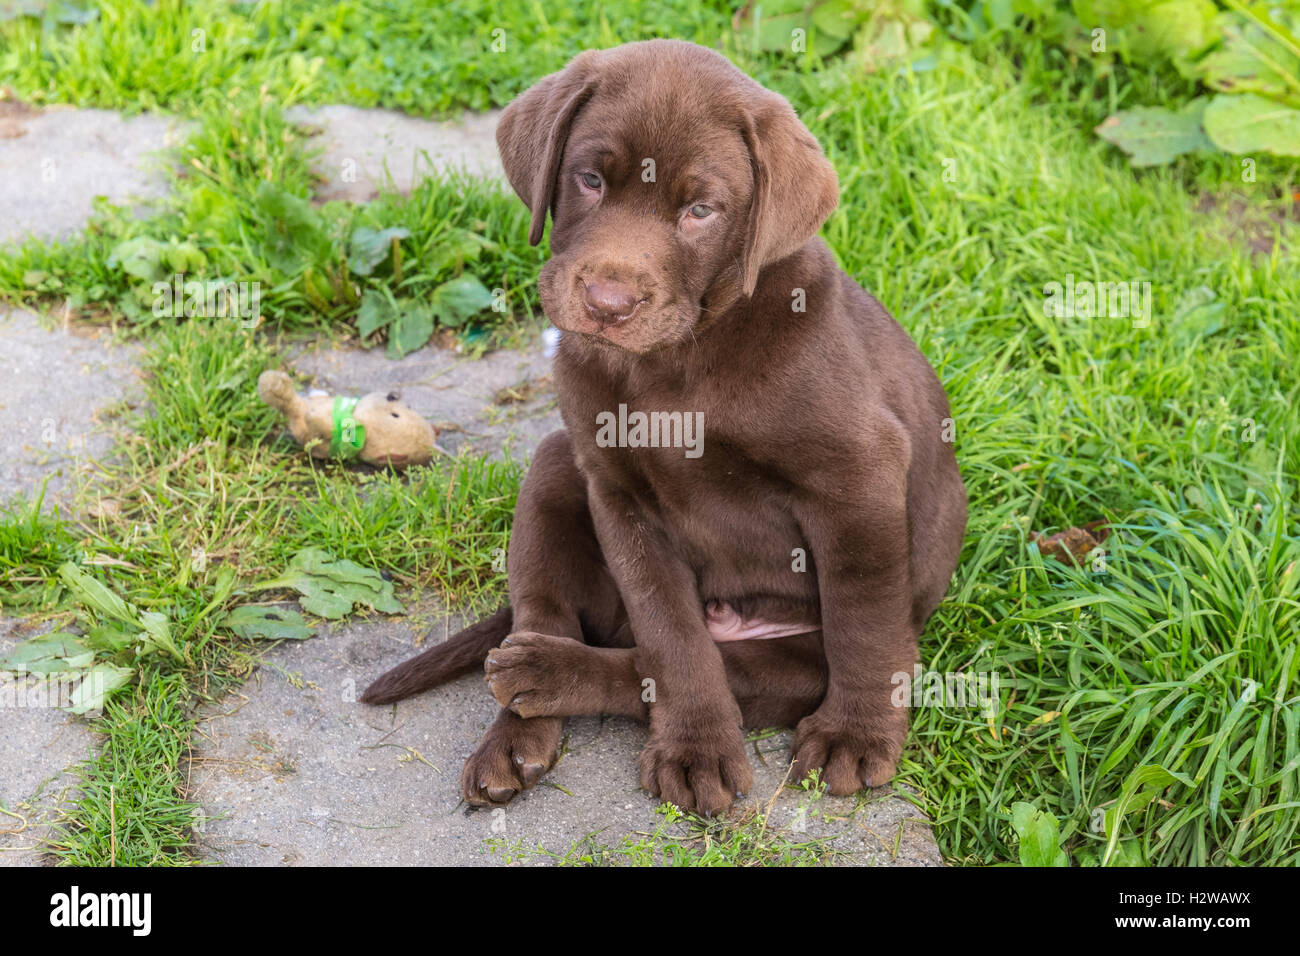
top-left (496, 52), bottom-right (600, 246)
top-left (739, 94), bottom-right (839, 296)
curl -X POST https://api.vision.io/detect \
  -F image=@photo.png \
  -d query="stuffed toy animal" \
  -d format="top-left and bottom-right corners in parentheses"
top-left (257, 370), bottom-right (438, 467)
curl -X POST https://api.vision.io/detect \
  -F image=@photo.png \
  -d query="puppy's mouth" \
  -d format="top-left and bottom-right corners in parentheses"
top-left (572, 301), bottom-right (697, 354)
top-left (539, 264), bottom-right (701, 354)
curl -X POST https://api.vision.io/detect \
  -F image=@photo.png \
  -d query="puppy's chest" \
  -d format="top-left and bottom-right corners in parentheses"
top-left (560, 364), bottom-right (811, 579)
top-left (579, 429), bottom-right (810, 587)
top-left (661, 464), bottom-right (809, 588)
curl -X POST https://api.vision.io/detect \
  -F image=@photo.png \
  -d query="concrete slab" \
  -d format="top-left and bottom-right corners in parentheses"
top-left (0, 102), bottom-right (183, 246)
top-left (0, 308), bottom-right (141, 508)
top-left (189, 605), bottom-right (943, 866)
top-left (289, 331), bottom-right (561, 461)
top-left (287, 105), bottom-right (505, 203)
top-left (0, 619), bottom-right (100, 866)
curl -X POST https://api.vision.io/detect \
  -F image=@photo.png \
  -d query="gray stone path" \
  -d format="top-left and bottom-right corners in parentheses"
top-left (0, 303), bottom-right (136, 866)
top-left (0, 103), bottom-right (944, 866)
top-left (0, 620), bottom-right (99, 866)
top-left (0, 308), bottom-right (141, 507)
top-left (0, 101), bottom-right (182, 245)
top-left (287, 105), bottom-right (504, 202)
top-left (189, 603), bottom-right (941, 866)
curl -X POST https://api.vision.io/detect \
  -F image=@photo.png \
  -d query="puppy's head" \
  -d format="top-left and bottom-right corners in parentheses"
top-left (497, 40), bottom-right (838, 355)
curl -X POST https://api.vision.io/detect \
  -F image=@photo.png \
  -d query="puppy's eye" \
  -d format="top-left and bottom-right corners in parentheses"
top-left (580, 172), bottom-right (602, 190)
top-left (687, 204), bottom-right (713, 219)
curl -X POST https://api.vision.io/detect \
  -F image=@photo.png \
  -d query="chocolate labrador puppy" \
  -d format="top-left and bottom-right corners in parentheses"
top-left (363, 39), bottom-right (967, 815)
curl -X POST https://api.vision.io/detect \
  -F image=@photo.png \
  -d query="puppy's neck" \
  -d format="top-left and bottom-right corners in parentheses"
top-left (704, 237), bottom-right (837, 337)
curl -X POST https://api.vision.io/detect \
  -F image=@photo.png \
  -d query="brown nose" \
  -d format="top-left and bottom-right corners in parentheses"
top-left (583, 280), bottom-right (641, 328)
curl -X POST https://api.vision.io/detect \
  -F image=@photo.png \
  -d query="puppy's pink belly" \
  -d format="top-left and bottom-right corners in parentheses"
top-left (705, 601), bottom-right (817, 642)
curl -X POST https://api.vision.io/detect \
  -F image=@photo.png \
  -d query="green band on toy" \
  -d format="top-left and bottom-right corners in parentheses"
top-left (330, 396), bottom-right (366, 459)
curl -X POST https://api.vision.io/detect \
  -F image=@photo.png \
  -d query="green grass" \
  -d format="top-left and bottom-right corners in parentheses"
top-left (52, 671), bottom-right (198, 866)
top-left (0, 0), bottom-right (736, 115)
top-left (0, 488), bottom-right (78, 601)
top-left (0, 1), bottom-right (1296, 866)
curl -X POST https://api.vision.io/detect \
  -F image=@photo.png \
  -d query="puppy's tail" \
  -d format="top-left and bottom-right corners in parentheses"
top-left (360, 606), bottom-right (512, 704)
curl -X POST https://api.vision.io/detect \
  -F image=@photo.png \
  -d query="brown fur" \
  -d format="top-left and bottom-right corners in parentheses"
top-left (360, 607), bottom-right (512, 704)
top-left (362, 40), bottom-right (967, 816)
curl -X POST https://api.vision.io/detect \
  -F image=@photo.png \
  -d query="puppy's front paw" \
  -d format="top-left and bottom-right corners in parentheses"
top-left (638, 714), bottom-right (753, 817)
top-left (460, 713), bottom-right (562, 806)
top-left (791, 705), bottom-right (906, 795)
top-left (484, 630), bottom-right (588, 718)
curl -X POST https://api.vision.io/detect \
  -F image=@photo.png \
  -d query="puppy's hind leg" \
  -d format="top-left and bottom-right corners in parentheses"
top-left (462, 430), bottom-right (628, 806)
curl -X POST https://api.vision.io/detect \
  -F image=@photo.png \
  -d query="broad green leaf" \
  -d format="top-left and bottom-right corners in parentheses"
top-left (67, 663), bottom-right (133, 716)
top-left (984, 0), bottom-right (1016, 32)
top-left (253, 548), bottom-right (404, 619)
top-left (429, 275), bottom-right (494, 327)
top-left (733, 0), bottom-right (808, 53)
top-left (107, 237), bottom-right (166, 282)
top-left (255, 183), bottom-right (332, 273)
top-left (1171, 285), bottom-right (1226, 348)
top-left (423, 228), bottom-right (493, 276)
top-left (1109, 840), bottom-right (1147, 866)
top-left (1094, 98), bottom-right (1214, 166)
top-left (1073, 0), bottom-right (1218, 64)
top-left (387, 303), bottom-right (435, 358)
top-left (348, 226), bottom-right (411, 276)
top-left (137, 610), bottom-right (183, 662)
top-left (84, 621), bottom-right (140, 654)
top-left (57, 563), bottom-right (183, 661)
top-left (811, 0), bottom-right (863, 42)
top-left (58, 562), bottom-right (137, 625)
top-left (357, 289), bottom-right (398, 339)
top-left (1197, 8), bottom-right (1300, 104)
top-left (1130, 0), bottom-right (1218, 63)
top-left (1010, 802), bottom-right (1070, 866)
top-left (850, 16), bottom-right (934, 73)
top-left (162, 241), bottom-right (206, 274)
top-left (223, 605), bottom-right (316, 641)
top-left (0, 632), bottom-right (93, 675)
top-left (1203, 93), bottom-right (1300, 156)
